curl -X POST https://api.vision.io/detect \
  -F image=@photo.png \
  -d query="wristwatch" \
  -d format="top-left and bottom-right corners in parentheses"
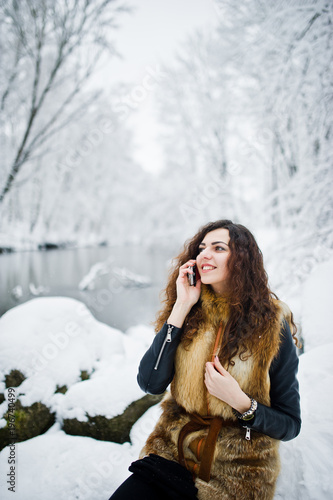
top-left (236, 398), bottom-right (258, 421)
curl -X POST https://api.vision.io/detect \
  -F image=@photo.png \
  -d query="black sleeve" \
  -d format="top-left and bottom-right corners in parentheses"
top-left (243, 320), bottom-right (301, 441)
top-left (137, 322), bottom-right (183, 395)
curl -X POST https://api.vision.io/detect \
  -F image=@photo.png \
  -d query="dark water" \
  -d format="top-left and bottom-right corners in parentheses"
top-left (0, 245), bottom-right (178, 331)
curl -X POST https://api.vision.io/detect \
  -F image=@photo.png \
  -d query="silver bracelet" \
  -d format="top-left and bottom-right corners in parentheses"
top-left (237, 398), bottom-right (258, 420)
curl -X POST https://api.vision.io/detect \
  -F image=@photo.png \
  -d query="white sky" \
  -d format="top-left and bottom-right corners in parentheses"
top-left (101, 0), bottom-right (219, 173)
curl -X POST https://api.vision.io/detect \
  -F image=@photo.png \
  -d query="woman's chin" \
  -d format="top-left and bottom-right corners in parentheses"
top-left (200, 276), bottom-right (214, 285)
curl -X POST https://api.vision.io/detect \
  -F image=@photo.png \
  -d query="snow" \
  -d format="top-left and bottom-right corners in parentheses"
top-left (0, 404), bottom-right (163, 500)
top-left (111, 267), bottom-right (151, 288)
top-left (0, 297), bottom-right (148, 419)
top-left (275, 343), bottom-right (333, 499)
top-left (301, 259), bottom-right (333, 352)
top-left (0, 259), bottom-right (333, 499)
top-left (0, 424), bottom-right (134, 500)
top-left (78, 259), bottom-right (113, 291)
top-left (78, 258), bottom-right (152, 293)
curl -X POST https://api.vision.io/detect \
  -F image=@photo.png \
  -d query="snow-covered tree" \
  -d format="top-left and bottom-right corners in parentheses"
top-left (0, 0), bottom-right (130, 204)
top-left (154, 0), bottom-right (333, 287)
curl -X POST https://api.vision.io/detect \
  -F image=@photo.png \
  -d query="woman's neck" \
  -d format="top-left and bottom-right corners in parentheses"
top-left (210, 281), bottom-right (230, 297)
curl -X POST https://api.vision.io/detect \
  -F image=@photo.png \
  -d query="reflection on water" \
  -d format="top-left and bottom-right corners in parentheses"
top-left (0, 245), bottom-right (178, 331)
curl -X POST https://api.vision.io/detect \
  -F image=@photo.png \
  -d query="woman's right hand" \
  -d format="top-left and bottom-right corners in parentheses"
top-left (175, 260), bottom-right (201, 308)
top-left (167, 260), bottom-right (201, 328)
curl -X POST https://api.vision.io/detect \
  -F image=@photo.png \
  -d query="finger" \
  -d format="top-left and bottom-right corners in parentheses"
top-left (179, 265), bottom-right (195, 277)
top-left (178, 267), bottom-right (191, 279)
top-left (205, 361), bottom-right (214, 371)
top-left (204, 375), bottom-right (211, 390)
top-left (180, 260), bottom-right (196, 269)
top-left (204, 365), bottom-right (211, 382)
top-left (206, 360), bottom-right (216, 370)
top-left (205, 362), bottom-right (217, 378)
top-left (213, 356), bottom-right (228, 376)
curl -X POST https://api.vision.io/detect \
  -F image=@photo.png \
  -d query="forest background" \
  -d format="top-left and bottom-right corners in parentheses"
top-left (0, 0), bottom-right (332, 295)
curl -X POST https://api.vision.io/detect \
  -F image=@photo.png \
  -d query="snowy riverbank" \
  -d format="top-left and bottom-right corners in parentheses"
top-left (0, 259), bottom-right (332, 499)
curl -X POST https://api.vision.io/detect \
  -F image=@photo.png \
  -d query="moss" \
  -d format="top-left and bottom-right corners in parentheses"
top-left (0, 393), bottom-right (5, 404)
top-left (0, 399), bottom-right (55, 451)
top-left (63, 393), bottom-right (164, 444)
top-left (55, 385), bottom-right (68, 394)
top-left (5, 370), bottom-right (26, 388)
top-left (80, 370), bottom-right (90, 381)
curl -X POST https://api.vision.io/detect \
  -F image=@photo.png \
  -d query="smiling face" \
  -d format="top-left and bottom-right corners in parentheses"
top-left (196, 228), bottom-right (231, 295)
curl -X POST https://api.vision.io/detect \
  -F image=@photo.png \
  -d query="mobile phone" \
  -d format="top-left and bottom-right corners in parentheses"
top-left (187, 264), bottom-right (196, 286)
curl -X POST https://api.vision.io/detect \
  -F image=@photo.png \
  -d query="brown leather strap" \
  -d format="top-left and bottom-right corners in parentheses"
top-left (178, 418), bottom-right (206, 468)
top-left (178, 413), bottom-right (223, 482)
top-left (198, 416), bottom-right (223, 482)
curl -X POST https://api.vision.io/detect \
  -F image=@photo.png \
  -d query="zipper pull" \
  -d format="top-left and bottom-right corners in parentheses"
top-left (154, 325), bottom-right (174, 370)
top-left (166, 324), bottom-right (173, 342)
top-left (245, 427), bottom-right (251, 441)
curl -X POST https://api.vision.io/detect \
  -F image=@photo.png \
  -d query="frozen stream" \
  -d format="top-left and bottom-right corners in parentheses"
top-left (0, 245), bottom-right (177, 331)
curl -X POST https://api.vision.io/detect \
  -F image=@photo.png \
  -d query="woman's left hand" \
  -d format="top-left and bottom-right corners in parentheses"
top-left (204, 356), bottom-right (251, 413)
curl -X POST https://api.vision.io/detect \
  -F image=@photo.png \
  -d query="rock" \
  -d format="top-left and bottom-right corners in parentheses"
top-left (37, 242), bottom-right (61, 250)
top-left (0, 400), bottom-right (55, 451)
top-left (63, 393), bottom-right (163, 444)
top-left (5, 370), bottom-right (26, 388)
top-left (55, 385), bottom-right (68, 394)
top-left (0, 246), bottom-right (14, 254)
top-left (80, 370), bottom-right (90, 381)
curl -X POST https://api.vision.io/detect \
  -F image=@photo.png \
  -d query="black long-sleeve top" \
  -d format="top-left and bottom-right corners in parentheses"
top-left (137, 321), bottom-right (301, 442)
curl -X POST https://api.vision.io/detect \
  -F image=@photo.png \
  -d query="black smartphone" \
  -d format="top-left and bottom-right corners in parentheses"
top-left (187, 264), bottom-right (196, 286)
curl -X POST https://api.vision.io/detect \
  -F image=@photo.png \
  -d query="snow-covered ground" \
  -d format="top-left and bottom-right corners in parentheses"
top-left (0, 259), bottom-right (332, 499)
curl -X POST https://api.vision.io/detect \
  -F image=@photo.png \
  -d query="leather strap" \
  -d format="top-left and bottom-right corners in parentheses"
top-left (178, 413), bottom-right (223, 483)
top-left (198, 416), bottom-right (223, 482)
top-left (178, 322), bottom-right (226, 482)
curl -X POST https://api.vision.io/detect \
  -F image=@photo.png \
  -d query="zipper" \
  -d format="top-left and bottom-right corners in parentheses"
top-left (245, 427), bottom-right (251, 441)
top-left (154, 324), bottom-right (173, 370)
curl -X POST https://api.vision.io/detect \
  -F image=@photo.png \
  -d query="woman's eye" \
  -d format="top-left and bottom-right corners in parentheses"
top-left (216, 246), bottom-right (225, 251)
top-left (198, 247), bottom-right (204, 253)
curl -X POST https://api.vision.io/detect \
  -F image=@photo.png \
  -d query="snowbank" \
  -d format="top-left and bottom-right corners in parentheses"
top-left (275, 343), bottom-right (333, 499)
top-left (0, 298), bottom-right (153, 421)
top-left (0, 405), bottom-right (163, 500)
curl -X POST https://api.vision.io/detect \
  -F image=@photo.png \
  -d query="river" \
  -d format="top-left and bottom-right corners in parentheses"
top-left (0, 244), bottom-right (179, 331)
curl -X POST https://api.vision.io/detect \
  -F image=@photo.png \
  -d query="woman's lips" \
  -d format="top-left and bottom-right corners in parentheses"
top-left (201, 265), bottom-right (216, 273)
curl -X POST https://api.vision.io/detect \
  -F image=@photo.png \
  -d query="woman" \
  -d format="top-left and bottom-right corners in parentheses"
top-left (110, 220), bottom-right (301, 500)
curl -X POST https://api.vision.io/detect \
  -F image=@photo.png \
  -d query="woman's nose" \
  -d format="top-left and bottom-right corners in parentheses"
top-left (199, 247), bottom-right (212, 258)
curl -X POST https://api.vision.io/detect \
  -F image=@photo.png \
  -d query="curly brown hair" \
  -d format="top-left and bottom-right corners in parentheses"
top-left (154, 219), bottom-right (298, 366)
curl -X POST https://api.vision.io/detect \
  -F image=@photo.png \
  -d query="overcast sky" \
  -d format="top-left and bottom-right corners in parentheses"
top-left (103, 0), bottom-right (219, 173)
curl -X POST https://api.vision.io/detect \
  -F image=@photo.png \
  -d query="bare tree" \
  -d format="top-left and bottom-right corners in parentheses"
top-left (0, 0), bottom-right (130, 204)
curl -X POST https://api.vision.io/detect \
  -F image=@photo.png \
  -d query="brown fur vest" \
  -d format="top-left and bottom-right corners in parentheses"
top-left (140, 285), bottom-right (293, 500)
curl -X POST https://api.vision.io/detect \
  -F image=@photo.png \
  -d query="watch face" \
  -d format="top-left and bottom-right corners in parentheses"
top-left (241, 413), bottom-right (255, 421)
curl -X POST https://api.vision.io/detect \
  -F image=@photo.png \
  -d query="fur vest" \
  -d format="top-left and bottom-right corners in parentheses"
top-left (140, 285), bottom-right (293, 500)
